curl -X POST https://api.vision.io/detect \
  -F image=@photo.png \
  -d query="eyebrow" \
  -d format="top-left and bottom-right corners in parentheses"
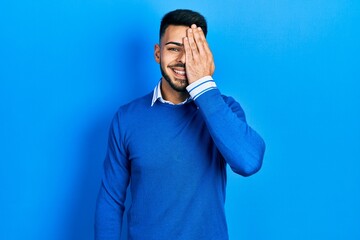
top-left (165, 41), bottom-right (183, 47)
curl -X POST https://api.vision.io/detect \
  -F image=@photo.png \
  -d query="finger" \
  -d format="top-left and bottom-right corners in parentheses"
top-left (185, 29), bottom-right (194, 59)
top-left (193, 27), bottom-right (206, 57)
top-left (197, 27), bottom-right (212, 57)
top-left (183, 37), bottom-right (193, 64)
top-left (196, 27), bottom-right (215, 74)
top-left (197, 26), bottom-right (206, 41)
top-left (187, 28), bottom-right (200, 61)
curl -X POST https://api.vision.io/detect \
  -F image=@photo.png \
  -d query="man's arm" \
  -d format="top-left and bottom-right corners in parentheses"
top-left (184, 25), bottom-right (265, 176)
top-left (95, 111), bottom-right (130, 239)
top-left (188, 80), bottom-right (265, 176)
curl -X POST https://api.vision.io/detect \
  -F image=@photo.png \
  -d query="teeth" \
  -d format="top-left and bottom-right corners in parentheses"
top-left (173, 69), bottom-right (185, 75)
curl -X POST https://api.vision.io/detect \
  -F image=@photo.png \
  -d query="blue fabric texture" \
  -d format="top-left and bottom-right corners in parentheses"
top-left (95, 87), bottom-right (265, 240)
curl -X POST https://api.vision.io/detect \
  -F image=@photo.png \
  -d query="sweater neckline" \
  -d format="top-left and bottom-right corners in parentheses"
top-left (153, 100), bottom-right (197, 109)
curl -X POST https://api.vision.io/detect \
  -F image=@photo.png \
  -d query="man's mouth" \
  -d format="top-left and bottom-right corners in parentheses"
top-left (171, 68), bottom-right (187, 79)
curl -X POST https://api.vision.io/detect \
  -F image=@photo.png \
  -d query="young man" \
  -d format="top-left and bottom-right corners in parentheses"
top-left (95, 9), bottom-right (265, 240)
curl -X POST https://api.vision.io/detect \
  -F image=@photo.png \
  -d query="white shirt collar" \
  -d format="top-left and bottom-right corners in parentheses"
top-left (151, 79), bottom-right (191, 106)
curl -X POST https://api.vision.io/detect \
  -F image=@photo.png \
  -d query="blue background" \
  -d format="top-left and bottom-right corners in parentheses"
top-left (1, 0), bottom-right (359, 239)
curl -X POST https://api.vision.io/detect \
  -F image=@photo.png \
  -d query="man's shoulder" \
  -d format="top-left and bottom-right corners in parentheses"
top-left (221, 94), bottom-right (239, 106)
top-left (220, 94), bottom-right (246, 119)
top-left (221, 94), bottom-right (233, 102)
top-left (116, 92), bottom-right (153, 115)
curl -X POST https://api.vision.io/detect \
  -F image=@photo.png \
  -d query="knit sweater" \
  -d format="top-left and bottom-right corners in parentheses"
top-left (95, 86), bottom-right (265, 240)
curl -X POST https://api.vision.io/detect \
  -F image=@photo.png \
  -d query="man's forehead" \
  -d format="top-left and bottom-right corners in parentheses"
top-left (161, 25), bottom-right (189, 43)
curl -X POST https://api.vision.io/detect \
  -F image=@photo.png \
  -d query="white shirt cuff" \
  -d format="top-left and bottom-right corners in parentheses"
top-left (186, 76), bottom-right (217, 100)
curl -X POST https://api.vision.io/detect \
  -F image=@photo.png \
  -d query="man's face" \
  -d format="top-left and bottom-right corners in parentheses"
top-left (154, 25), bottom-right (189, 92)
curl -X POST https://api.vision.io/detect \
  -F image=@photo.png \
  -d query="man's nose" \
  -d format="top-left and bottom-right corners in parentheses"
top-left (178, 51), bottom-right (186, 63)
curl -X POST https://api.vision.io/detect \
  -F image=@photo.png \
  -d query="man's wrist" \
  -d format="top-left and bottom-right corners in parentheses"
top-left (186, 76), bottom-right (217, 100)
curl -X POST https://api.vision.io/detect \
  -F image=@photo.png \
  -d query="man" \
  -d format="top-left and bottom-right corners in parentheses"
top-left (95, 9), bottom-right (265, 240)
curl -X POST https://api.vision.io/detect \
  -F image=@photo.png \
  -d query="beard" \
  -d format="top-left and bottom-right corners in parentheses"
top-left (160, 63), bottom-right (188, 92)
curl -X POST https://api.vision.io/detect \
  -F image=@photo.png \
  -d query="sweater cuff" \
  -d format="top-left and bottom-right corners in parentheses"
top-left (186, 76), bottom-right (217, 100)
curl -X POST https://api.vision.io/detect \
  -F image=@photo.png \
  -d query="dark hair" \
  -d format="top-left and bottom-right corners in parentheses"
top-left (159, 9), bottom-right (208, 41)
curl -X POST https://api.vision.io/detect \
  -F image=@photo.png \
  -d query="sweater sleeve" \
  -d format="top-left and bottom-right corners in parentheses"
top-left (187, 78), bottom-right (266, 177)
top-left (95, 111), bottom-right (130, 239)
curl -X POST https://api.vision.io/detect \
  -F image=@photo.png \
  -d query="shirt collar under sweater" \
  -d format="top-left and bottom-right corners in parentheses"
top-left (151, 79), bottom-right (191, 107)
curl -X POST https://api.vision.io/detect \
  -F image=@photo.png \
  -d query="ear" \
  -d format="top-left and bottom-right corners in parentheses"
top-left (154, 44), bottom-right (160, 63)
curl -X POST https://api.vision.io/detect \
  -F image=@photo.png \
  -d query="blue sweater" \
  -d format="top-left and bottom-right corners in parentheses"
top-left (95, 87), bottom-right (265, 240)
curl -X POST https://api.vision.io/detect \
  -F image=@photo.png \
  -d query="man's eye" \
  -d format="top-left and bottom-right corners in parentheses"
top-left (169, 48), bottom-right (180, 52)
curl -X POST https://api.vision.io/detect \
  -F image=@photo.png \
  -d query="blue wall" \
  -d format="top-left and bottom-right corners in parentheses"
top-left (1, 1), bottom-right (359, 239)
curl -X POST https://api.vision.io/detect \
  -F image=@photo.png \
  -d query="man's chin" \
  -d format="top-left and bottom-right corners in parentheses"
top-left (172, 78), bottom-right (189, 92)
top-left (171, 85), bottom-right (188, 93)
top-left (175, 78), bottom-right (189, 85)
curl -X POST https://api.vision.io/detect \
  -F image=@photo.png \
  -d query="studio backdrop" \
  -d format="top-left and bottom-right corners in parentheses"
top-left (1, 0), bottom-right (359, 239)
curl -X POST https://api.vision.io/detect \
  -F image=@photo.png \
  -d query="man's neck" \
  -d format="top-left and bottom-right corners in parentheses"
top-left (160, 78), bottom-right (190, 104)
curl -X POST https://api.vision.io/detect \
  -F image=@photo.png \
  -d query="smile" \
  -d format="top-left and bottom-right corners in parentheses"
top-left (171, 68), bottom-right (186, 78)
top-left (173, 69), bottom-right (185, 75)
